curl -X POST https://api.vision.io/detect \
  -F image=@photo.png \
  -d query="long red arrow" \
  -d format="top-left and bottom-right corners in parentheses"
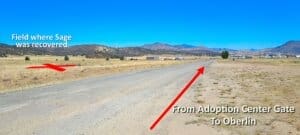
top-left (27, 63), bottom-right (76, 72)
top-left (150, 66), bottom-right (205, 130)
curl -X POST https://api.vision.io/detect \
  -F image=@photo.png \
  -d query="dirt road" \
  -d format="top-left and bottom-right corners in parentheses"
top-left (0, 60), bottom-right (212, 135)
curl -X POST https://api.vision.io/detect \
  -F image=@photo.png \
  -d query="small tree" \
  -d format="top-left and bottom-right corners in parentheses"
top-left (64, 55), bottom-right (69, 61)
top-left (221, 51), bottom-right (229, 59)
top-left (120, 56), bottom-right (124, 61)
top-left (106, 57), bottom-right (110, 61)
top-left (25, 56), bottom-right (30, 61)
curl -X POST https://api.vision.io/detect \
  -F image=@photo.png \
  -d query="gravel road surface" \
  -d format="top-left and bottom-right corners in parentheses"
top-left (0, 60), bottom-right (212, 135)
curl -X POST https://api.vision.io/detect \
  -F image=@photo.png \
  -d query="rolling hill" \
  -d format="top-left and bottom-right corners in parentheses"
top-left (141, 42), bottom-right (218, 55)
top-left (0, 43), bottom-right (219, 58)
top-left (266, 40), bottom-right (300, 54)
top-left (1, 40), bottom-right (299, 58)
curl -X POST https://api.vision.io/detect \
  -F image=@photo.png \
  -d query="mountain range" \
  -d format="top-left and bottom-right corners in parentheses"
top-left (0, 40), bottom-right (299, 58)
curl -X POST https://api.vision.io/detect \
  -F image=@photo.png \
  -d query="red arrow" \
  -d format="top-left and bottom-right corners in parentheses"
top-left (27, 63), bottom-right (76, 72)
top-left (150, 66), bottom-right (205, 130)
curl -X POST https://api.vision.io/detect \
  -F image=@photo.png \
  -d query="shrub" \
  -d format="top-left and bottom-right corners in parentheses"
top-left (120, 56), bottom-right (124, 61)
top-left (106, 57), bottom-right (110, 61)
top-left (25, 56), bottom-right (30, 61)
top-left (221, 51), bottom-right (229, 59)
top-left (64, 55), bottom-right (69, 61)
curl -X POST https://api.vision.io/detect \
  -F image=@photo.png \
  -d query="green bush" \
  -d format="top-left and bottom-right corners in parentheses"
top-left (25, 56), bottom-right (30, 61)
top-left (64, 55), bottom-right (69, 61)
top-left (221, 51), bottom-right (229, 59)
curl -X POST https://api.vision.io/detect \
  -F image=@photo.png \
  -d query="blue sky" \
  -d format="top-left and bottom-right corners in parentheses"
top-left (0, 0), bottom-right (299, 49)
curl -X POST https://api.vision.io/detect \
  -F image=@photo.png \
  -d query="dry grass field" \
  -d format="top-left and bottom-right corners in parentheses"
top-left (191, 58), bottom-right (300, 135)
top-left (0, 55), bottom-right (192, 92)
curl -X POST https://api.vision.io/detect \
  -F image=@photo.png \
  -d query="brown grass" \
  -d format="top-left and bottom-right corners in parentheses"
top-left (0, 55), bottom-right (193, 92)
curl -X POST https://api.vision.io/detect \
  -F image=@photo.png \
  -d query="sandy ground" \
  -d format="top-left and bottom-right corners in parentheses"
top-left (190, 59), bottom-right (300, 135)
